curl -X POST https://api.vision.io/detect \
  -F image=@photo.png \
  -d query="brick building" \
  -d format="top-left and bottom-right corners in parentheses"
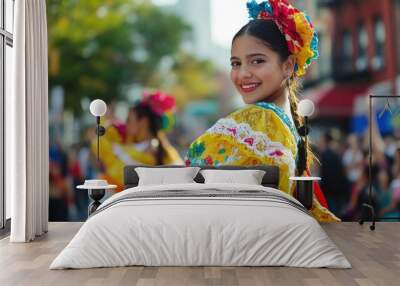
top-left (307, 0), bottom-right (400, 131)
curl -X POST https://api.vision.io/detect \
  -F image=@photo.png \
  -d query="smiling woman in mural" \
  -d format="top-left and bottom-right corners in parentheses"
top-left (93, 91), bottom-right (183, 191)
top-left (186, 0), bottom-right (338, 222)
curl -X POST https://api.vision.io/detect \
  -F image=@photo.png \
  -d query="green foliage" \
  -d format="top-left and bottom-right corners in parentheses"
top-left (47, 0), bottom-right (214, 113)
top-left (147, 52), bottom-right (219, 107)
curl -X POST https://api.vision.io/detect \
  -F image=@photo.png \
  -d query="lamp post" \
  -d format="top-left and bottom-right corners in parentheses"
top-left (76, 99), bottom-right (116, 216)
top-left (89, 99), bottom-right (107, 163)
top-left (298, 99), bottom-right (315, 157)
top-left (289, 99), bottom-right (318, 210)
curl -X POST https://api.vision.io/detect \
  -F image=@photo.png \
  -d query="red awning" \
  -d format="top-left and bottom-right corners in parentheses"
top-left (304, 83), bottom-right (370, 118)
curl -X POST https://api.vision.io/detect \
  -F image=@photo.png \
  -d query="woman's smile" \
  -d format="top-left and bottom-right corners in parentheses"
top-left (239, 82), bottom-right (262, 93)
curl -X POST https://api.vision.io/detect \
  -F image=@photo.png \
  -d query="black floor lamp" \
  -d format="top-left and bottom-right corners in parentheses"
top-left (290, 99), bottom-right (321, 210)
top-left (360, 94), bottom-right (400, 230)
top-left (89, 99), bottom-right (107, 163)
top-left (77, 99), bottom-right (116, 216)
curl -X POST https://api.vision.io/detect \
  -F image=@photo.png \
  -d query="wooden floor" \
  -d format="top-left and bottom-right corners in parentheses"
top-left (0, 222), bottom-right (399, 286)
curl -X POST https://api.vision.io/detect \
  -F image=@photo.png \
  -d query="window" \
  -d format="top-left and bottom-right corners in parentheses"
top-left (317, 32), bottom-right (332, 78)
top-left (1, 0), bottom-right (14, 230)
top-left (356, 23), bottom-right (368, 71)
top-left (342, 30), bottom-right (353, 72)
top-left (395, 0), bottom-right (400, 71)
top-left (372, 15), bottom-right (385, 70)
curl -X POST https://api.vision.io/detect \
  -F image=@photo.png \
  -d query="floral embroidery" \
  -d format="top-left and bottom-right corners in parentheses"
top-left (208, 118), bottom-right (286, 156)
top-left (256, 142), bottom-right (265, 152)
top-left (185, 141), bottom-right (207, 166)
top-left (187, 142), bottom-right (205, 159)
top-left (270, 150), bottom-right (284, 156)
top-left (227, 127), bottom-right (237, 136)
top-left (206, 117), bottom-right (296, 180)
top-left (222, 148), bottom-right (241, 165)
top-left (244, 137), bottom-right (254, 146)
top-left (204, 156), bottom-right (213, 165)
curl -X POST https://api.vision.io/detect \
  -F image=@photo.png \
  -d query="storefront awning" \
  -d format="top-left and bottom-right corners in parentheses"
top-left (304, 83), bottom-right (370, 118)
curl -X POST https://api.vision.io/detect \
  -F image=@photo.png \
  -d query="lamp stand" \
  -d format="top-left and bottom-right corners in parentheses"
top-left (297, 116), bottom-right (310, 176)
top-left (304, 116), bottom-right (309, 172)
top-left (95, 116), bottom-right (106, 163)
top-left (359, 95), bottom-right (376, 230)
top-left (88, 189), bottom-right (106, 216)
top-left (97, 117), bottom-right (100, 163)
top-left (88, 116), bottom-right (106, 215)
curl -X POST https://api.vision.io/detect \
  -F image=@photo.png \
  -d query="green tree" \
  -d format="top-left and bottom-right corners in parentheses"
top-left (47, 0), bottom-right (207, 113)
top-left (147, 52), bottom-right (218, 108)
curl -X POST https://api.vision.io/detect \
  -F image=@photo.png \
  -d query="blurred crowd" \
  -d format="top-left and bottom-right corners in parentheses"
top-left (314, 130), bottom-right (400, 221)
top-left (49, 128), bottom-right (99, 221)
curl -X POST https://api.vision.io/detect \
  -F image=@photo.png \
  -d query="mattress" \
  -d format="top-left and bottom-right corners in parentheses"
top-left (50, 183), bottom-right (351, 269)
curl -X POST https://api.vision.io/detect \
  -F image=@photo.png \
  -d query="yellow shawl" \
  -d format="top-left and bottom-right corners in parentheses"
top-left (185, 102), bottom-right (339, 222)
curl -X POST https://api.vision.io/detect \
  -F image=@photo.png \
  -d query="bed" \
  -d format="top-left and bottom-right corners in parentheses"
top-left (50, 165), bottom-right (351, 269)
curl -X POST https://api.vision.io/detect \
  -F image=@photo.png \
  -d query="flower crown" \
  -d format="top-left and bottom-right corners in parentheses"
top-left (139, 91), bottom-right (177, 132)
top-left (247, 0), bottom-right (319, 77)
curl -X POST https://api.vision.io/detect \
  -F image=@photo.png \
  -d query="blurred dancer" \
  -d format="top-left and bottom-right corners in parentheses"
top-left (92, 91), bottom-right (183, 191)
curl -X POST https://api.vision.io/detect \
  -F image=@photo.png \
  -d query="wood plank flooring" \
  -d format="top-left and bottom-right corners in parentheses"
top-left (0, 222), bottom-right (399, 286)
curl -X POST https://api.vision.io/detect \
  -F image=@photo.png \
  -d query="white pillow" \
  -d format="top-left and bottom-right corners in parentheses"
top-left (135, 167), bottom-right (200, 186)
top-left (200, 169), bottom-right (266, 185)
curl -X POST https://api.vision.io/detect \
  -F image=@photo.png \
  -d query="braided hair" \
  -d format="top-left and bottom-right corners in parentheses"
top-left (233, 19), bottom-right (315, 176)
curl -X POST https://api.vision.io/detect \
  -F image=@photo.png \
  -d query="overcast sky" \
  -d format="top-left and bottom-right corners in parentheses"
top-left (210, 0), bottom-right (249, 47)
top-left (151, 0), bottom-right (249, 48)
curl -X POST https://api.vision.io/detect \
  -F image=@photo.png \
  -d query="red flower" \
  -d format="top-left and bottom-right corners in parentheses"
top-left (259, 11), bottom-right (270, 19)
top-left (258, 0), bottom-right (303, 53)
top-left (142, 91), bottom-right (176, 116)
top-left (185, 159), bottom-right (191, 166)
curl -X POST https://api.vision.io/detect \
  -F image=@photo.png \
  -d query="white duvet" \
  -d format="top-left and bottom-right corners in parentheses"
top-left (50, 183), bottom-right (351, 269)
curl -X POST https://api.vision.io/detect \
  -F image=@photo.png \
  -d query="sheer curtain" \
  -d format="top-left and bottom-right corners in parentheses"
top-left (8, 0), bottom-right (49, 242)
